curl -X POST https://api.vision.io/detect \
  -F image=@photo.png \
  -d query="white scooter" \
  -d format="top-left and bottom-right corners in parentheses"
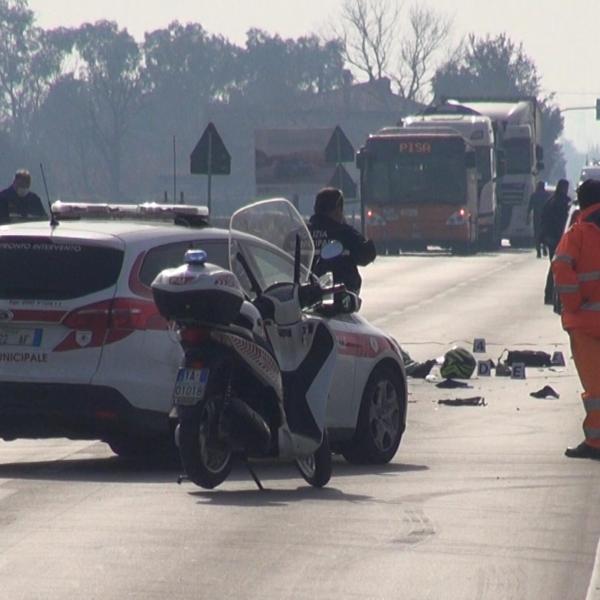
top-left (151, 199), bottom-right (347, 490)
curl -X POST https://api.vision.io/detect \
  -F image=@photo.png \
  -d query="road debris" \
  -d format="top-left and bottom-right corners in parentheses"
top-left (436, 379), bottom-right (473, 389)
top-left (437, 396), bottom-right (487, 407)
top-left (529, 385), bottom-right (560, 399)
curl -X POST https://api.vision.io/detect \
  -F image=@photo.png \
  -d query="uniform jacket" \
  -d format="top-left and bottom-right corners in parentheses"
top-left (0, 186), bottom-right (46, 224)
top-left (528, 190), bottom-right (549, 229)
top-left (552, 203), bottom-right (600, 336)
top-left (541, 192), bottom-right (570, 249)
top-left (308, 213), bottom-right (376, 293)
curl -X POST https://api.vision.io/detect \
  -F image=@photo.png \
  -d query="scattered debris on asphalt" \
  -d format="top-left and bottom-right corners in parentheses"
top-left (503, 350), bottom-right (552, 367)
top-left (529, 385), bottom-right (560, 399)
top-left (495, 363), bottom-right (512, 377)
top-left (435, 379), bottom-right (473, 389)
top-left (437, 397), bottom-right (487, 407)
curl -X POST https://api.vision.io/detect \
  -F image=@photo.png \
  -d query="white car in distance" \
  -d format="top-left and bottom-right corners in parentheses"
top-left (0, 202), bottom-right (407, 464)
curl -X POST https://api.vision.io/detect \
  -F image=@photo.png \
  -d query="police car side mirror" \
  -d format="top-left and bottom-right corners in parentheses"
top-left (320, 240), bottom-right (344, 260)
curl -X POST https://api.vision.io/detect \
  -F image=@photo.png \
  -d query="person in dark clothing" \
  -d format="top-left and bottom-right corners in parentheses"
top-left (541, 178), bottom-right (571, 304)
top-left (308, 187), bottom-right (376, 294)
top-left (0, 169), bottom-right (46, 224)
top-left (527, 180), bottom-right (550, 258)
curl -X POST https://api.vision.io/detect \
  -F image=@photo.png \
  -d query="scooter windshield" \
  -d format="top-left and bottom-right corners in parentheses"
top-left (229, 199), bottom-right (315, 296)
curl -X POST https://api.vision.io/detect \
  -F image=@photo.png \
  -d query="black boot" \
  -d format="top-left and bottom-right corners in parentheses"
top-left (565, 442), bottom-right (600, 459)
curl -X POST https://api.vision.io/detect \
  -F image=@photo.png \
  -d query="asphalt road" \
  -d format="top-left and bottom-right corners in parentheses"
top-left (1, 248), bottom-right (599, 600)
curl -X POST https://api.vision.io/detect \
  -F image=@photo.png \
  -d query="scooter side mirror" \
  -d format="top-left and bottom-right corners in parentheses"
top-left (320, 240), bottom-right (344, 261)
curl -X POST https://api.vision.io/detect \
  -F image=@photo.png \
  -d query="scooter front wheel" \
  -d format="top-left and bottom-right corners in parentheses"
top-left (178, 398), bottom-right (233, 489)
top-left (295, 431), bottom-right (331, 488)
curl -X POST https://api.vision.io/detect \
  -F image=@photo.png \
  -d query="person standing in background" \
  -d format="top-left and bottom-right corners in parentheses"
top-left (527, 180), bottom-right (550, 258)
top-left (541, 179), bottom-right (571, 304)
top-left (0, 170), bottom-right (46, 224)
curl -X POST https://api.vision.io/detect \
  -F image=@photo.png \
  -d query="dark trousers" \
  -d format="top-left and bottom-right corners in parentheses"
top-left (545, 244), bottom-right (557, 302)
top-left (534, 226), bottom-right (546, 257)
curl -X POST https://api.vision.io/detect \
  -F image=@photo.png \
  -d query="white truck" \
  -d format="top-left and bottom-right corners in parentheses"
top-left (440, 97), bottom-right (544, 247)
top-left (403, 109), bottom-right (500, 249)
top-left (579, 162), bottom-right (600, 186)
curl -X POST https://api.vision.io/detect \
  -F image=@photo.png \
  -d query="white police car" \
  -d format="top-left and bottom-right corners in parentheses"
top-left (0, 202), bottom-right (406, 463)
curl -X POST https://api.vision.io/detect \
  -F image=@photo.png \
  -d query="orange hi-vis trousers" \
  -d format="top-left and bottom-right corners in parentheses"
top-left (570, 330), bottom-right (600, 449)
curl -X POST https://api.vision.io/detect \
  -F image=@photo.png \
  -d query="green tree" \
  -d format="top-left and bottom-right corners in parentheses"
top-left (71, 20), bottom-right (145, 198)
top-left (34, 74), bottom-right (98, 198)
top-left (143, 22), bottom-right (238, 107)
top-left (239, 29), bottom-right (345, 106)
top-left (0, 0), bottom-right (66, 140)
top-left (432, 34), bottom-right (564, 179)
top-left (142, 21), bottom-right (238, 148)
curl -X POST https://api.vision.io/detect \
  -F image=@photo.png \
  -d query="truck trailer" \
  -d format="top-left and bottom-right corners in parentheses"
top-left (439, 97), bottom-right (544, 247)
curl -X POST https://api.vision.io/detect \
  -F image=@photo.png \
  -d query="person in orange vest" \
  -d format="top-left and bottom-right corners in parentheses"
top-left (552, 178), bottom-right (600, 459)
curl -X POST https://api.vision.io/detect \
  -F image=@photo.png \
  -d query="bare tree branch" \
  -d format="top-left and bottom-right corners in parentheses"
top-left (394, 3), bottom-right (452, 102)
top-left (336, 0), bottom-right (400, 82)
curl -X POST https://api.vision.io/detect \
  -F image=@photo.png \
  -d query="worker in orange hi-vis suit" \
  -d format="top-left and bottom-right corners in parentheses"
top-left (552, 178), bottom-right (600, 459)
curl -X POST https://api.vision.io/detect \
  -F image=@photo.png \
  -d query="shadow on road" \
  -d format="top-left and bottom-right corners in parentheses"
top-left (191, 485), bottom-right (372, 507)
top-left (0, 451), bottom-right (428, 486)
top-left (332, 460), bottom-right (428, 477)
top-left (0, 455), bottom-right (179, 484)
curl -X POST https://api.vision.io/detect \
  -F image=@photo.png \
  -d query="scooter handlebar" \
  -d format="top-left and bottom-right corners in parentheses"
top-left (298, 282), bottom-right (347, 308)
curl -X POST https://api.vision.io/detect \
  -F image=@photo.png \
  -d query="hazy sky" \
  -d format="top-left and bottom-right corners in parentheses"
top-left (27, 0), bottom-right (600, 154)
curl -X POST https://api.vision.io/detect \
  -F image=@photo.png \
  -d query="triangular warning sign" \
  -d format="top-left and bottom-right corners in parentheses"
top-left (328, 164), bottom-right (357, 199)
top-left (324, 126), bottom-right (355, 164)
top-left (190, 123), bottom-right (231, 175)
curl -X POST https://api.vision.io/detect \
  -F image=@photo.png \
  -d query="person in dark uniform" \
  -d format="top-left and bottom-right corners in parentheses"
top-left (0, 169), bottom-right (47, 224)
top-left (308, 187), bottom-right (376, 294)
top-left (527, 180), bottom-right (550, 258)
top-left (541, 178), bottom-right (571, 304)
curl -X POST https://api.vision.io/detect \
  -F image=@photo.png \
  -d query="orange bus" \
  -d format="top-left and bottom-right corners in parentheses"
top-left (357, 128), bottom-right (484, 253)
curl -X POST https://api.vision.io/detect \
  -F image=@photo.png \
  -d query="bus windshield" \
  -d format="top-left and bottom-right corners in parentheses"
top-left (504, 138), bottom-right (532, 175)
top-left (364, 137), bottom-right (467, 204)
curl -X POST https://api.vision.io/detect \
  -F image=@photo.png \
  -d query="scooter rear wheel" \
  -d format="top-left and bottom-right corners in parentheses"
top-left (178, 397), bottom-right (233, 489)
top-left (295, 431), bottom-right (331, 488)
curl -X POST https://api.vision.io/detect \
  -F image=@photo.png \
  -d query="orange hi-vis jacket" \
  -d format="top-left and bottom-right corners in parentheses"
top-left (552, 203), bottom-right (600, 337)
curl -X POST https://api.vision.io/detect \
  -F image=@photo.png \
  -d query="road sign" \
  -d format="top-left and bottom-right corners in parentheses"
top-left (328, 164), bottom-right (357, 199)
top-left (190, 123), bottom-right (231, 176)
top-left (190, 123), bottom-right (231, 212)
top-left (325, 126), bottom-right (355, 164)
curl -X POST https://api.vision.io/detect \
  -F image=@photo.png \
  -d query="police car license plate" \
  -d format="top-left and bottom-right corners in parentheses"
top-left (0, 327), bottom-right (42, 347)
top-left (173, 368), bottom-right (210, 406)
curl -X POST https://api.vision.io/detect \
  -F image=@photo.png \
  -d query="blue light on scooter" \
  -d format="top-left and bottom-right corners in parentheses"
top-left (184, 249), bottom-right (208, 265)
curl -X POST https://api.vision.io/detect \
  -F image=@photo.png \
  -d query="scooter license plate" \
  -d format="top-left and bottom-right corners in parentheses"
top-left (173, 368), bottom-right (210, 406)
